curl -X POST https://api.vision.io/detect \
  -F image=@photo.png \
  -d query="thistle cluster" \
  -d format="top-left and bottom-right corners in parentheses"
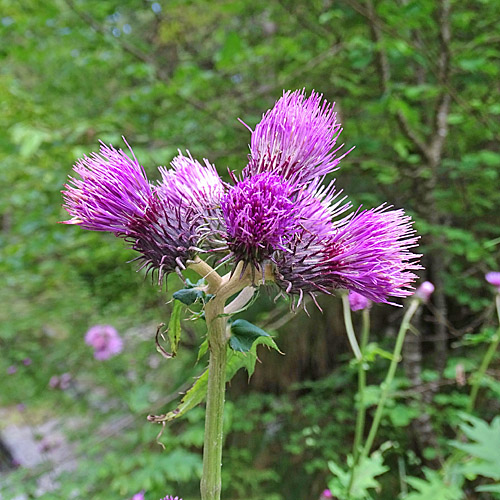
top-left (63, 90), bottom-right (421, 305)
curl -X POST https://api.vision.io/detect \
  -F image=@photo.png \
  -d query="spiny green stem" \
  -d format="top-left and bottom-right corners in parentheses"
top-left (467, 294), bottom-right (500, 413)
top-left (358, 299), bottom-right (420, 464)
top-left (200, 299), bottom-right (227, 500)
top-left (196, 261), bottom-right (253, 500)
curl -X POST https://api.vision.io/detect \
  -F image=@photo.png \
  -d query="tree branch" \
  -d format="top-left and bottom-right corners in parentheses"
top-left (365, 0), bottom-right (430, 161)
top-left (62, 0), bottom-right (228, 125)
top-left (429, 0), bottom-right (451, 165)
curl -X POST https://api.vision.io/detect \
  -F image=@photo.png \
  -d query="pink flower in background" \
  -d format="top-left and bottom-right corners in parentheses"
top-left (415, 281), bottom-right (435, 302)
top-left (85, 324), bottom-right (123, 360)
top-left (348, 290), bottom-right (371, 311)
top-left (22, 357), bottom-right (32, 366)
top-left (321, 490), bottom-right (333, 499)
top-left (130, 492), bottom-right (145, 500)
top-left (160, 496), bottom-right (182, 500)
top-left (486, 272), bottom-right (500, 292)
top-left (7, 365), bottom-right (17, 375)
top-left (49, 372), bottom-right (72, 390)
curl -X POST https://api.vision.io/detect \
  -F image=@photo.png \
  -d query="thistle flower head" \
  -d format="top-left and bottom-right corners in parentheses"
top-left (244, 89), bottom-right (347, 185)
top-left (62, 141), bottom-right (152, 233)
top-left (221, 172), bottom-right (299, 266)
top-left (85, 325), bottom-right (123, 360)
top-left (157, 152), bottom-right (224, 211)
top-left (275, 205), bottom-right (421, 305)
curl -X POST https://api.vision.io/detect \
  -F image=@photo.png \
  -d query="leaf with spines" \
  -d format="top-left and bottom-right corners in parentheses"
top-left (149, 330), bottom-right (282, 423)
top-left (156, 301), bottom-right (183, 359)
top-left (172, 278), bottom-right (212, 306)
top-left (229, 319), bottom-right (273, 352)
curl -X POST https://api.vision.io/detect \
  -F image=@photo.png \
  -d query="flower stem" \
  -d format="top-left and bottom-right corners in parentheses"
top-left (342, 294), bottom-right (362, 360)
top-left (467, 294), bottom-right (500, 413)
top-left (200, 298), bottom-right (227, 500)
top-left (347, 308), bottom-right (370, 497)
top-left (353, 310), bottom-right (371, 462)
top-left (196, 262), bottom-right (253, 500)
top-left (358, 299), bottom-right (419, 464)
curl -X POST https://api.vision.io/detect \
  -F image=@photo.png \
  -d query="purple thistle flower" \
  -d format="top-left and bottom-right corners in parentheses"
top-left (486, 271), bottom-right (500, 292)
top-left (157, 152), bottom-right (224, 211)
top-left (243, 89), bottom-right (349, 185)
top-left (275, 205), bottom-right (421, 306)
top-left (85, 325), bottom-right (123, 360)
top-left (63, 142), bottom-right (220, 280)
top-left (415, 281), bottom-right (435, 301)
top-left (62, 140), bottom-right (152, 233)
top-left (7, 365), bottom-right (17, 375)
top-left (221, 173), bottom-right (299, 266)
top-left (348, 290), bottom-right (372, 311)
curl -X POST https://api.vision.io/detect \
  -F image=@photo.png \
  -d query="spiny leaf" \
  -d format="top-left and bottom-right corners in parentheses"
top-left (167, 300), bottom-right (183, 357)
top-left (173, 288), bottom-right (205, 306)
top-left (148, 351), bottom-right (253, 423)
top-left (155, 301), bottom-right (183, 359)
top-left (229, 319), bottom-right (270, 352)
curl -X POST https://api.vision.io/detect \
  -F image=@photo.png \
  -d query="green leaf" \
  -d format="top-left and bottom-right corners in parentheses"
top-left (476, 484), bottom-right (500, 493)
top-left (328, 452), bottom-right (389, 499)
top-left (229, 319), bottom-right (270, 353)
top-left (156, 301), bottom-right (183, 359)
top-left (173, 288), bottom-right (205, 305)
top-left (154, 369), bottom-right (209, 423)
top-left (405, 469), bottom-right (463, 500)
top-left (153, 348), bottom-right (260, 422)
top-left (167, 300), bottom-right (183, 357)
top-left (451, 413), bottom-right (500, 482)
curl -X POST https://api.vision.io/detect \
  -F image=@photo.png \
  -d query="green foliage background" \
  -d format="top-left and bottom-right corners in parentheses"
top-left (1, 0), bottom-right (499, 499)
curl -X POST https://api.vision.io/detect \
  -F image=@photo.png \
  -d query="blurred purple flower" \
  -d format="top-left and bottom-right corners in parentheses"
top-left (85, 325), bottom-right (123, 360)
top-left (486, 271), bottom-right (500, 292)
top-left (49, 373), bottom-right (72, 390)
top-left (59, 372), bottom-right (72, 390)
top-left (321, 490), bottom-right (333, 499)
top-left (348, 291), bottom-right (371, 311)
top-left (17, 403), bottom-right (26, 412)
top-left (7, 365), bottom-right (17, 375)
top-left (63, 90), bottom-right (421, 305)
top-left (130, 491), bottom-right (145, 500)
top-left (415, 281), bottom-right (435, 302)
top-left (22, 357), bottom-right (32, 366)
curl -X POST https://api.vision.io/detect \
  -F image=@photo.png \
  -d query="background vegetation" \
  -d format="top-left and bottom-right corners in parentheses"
top-left (1, 0), bottom-right (499, 499)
